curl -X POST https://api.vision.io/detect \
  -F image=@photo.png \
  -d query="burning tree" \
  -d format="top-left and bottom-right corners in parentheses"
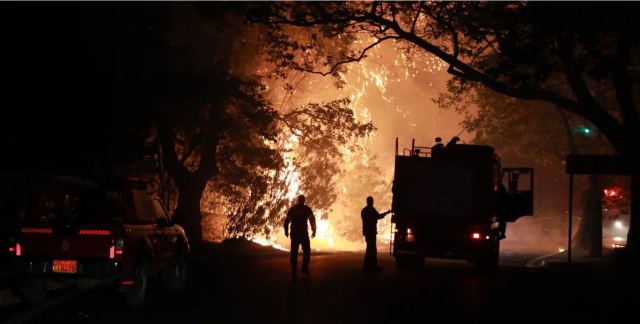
top-left (220, 98), bottom-right (374, 240)
top-left (252, 1), bottom-right (640, 264)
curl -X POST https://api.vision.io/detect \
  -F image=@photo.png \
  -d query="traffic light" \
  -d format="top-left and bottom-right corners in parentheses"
top-left (577, 125), bottom-right (592, 136)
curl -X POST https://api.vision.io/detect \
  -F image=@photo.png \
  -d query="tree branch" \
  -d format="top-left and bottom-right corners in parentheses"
top-left (556, 36), bottom-right (602, 112)
top-left (178, 129), bottom-right (205, 164)
top-left (364, 15), bottom-right (629, 153)
top-left (410, 1), bottom-right (423, 33)
top-left (158, 123), bottom-right (189, 188)
top-left (612, 28), bottom-right (640, 133)
top-left (194, 109), bottom-right (224, 184)
top-left (299, 36), bottom-right (398, 77)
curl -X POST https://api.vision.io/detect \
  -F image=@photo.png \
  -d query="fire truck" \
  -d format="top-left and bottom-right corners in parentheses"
top-left (390, 138), bottom-right (534, 269)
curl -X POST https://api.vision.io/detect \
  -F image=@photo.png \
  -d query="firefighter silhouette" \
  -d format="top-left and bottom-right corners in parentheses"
top-left (432, 137), bottom-right (445, 156)
top-left (361, 196), bottom-right (392, 271)
top-left (284, 195), bottom-right (316, 279)
top-left (446, 136), bottom-right (460, 147)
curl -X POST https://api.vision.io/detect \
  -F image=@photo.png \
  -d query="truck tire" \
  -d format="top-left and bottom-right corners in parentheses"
top-left (475, 240), bottom-right (499, 271)
top-left (123, 262), bottom-right (149, 307)
top-left (16, 279), bottom-right (46, 304)
top-left (163, 245), bottom-right (188, 292)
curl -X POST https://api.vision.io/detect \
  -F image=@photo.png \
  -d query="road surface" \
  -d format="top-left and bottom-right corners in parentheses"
top-left (2, 249), bottom-right (638, 324)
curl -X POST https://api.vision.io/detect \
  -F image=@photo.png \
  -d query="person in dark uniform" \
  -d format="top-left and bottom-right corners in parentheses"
top-left (432, 137), bottom-right (445, 157)
top-left (284, 195), bottom-right (316, 278)
top-left (361, 196), bottom-right (392, 272)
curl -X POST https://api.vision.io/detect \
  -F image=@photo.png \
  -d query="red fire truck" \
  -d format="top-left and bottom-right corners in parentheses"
top-left (391, 138), bottom-right (534, 269)
top-left (2, 173), bottom-right (188, 306)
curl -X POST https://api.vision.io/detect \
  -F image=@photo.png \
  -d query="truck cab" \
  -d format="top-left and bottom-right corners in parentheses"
top-left (390, 138), bottom-right (533, 269)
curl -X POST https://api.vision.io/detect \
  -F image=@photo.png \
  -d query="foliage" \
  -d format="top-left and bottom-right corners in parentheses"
top-left (331, 152), bottom-right (391, 242)
top-left (222, 98), bottom-right (375, 238)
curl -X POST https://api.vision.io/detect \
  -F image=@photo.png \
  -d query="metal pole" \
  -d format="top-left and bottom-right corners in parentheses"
top-left (568, 173), bottom-right (573, 264)
top-left (395, 137), bottom-right (399, 156)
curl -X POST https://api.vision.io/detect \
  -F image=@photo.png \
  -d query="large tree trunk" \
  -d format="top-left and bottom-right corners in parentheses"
top-left (159, 123), bottom-right (221, 248)
top-left (573, 175), bottom-right (603, 258)
top-left (174, 183), bottom-right (206, 245)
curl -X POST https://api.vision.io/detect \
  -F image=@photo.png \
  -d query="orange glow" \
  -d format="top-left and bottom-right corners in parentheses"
top-left (472, 233), bottom-right (481, 239)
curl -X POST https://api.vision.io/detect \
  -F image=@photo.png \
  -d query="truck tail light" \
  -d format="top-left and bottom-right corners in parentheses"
top-left (406, 228), bottom-right (415, 242)
top-left (110, 238), bottom-right (124, 259)
top-left (471, 232), bottom-right (491, 240)
top-left (9, 242), bottom-right (21, 256)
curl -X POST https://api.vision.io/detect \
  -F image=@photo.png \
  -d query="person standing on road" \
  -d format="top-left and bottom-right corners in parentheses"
top-left (361, 196), bottom-right (392, 272)
top-left (284, 195), bottom-right (316, 279)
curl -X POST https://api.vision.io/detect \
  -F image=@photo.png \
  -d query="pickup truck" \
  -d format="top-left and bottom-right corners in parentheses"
top-left (2, 173), bottom-right (189, 306)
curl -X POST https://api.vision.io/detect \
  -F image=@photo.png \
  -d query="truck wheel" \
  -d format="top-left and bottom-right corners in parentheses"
top-left (163, 246), bottom-right (188, 292)
top-left (475, 241), bottom-right (499, 271)
top-left (123, 263), bottom-right (148, 307)
top-left (16, 279), bottom-right (46, 304)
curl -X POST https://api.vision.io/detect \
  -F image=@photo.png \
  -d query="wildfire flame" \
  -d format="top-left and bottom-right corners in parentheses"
top-left (235, 33), bottom-right (448, 252)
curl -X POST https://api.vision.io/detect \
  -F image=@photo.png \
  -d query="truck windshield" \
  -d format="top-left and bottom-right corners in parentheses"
top-left (0, 176), bottom-right (121, 226)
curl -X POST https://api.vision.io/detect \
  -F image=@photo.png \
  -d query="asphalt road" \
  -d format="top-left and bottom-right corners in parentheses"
top-left (3, 250), bottom-right (639, 324)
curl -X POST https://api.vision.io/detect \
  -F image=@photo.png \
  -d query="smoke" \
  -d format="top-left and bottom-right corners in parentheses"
top-left (501, 212), bottom-right (569, 255)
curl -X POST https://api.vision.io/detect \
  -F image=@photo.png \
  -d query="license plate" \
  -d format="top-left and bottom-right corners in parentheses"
top-left (52, 260), bottom-right (77, 273)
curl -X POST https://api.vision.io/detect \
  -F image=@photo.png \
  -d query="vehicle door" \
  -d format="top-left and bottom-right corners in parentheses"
top-left (131, 189), bottom-right (163, 269)
top-left (500, 168), bottom-right (534, 222)
top-left (151, 198), bottom-right (176, 266)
